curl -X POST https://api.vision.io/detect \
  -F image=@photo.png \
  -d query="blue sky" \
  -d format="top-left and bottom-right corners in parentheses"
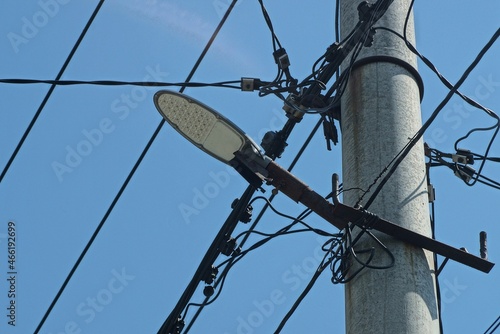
top-left (0, 1), bottom-right (499, 333)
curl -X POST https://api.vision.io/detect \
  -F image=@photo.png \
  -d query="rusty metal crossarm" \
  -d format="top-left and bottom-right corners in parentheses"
top-left (265, 160), bottom-right (494, 273)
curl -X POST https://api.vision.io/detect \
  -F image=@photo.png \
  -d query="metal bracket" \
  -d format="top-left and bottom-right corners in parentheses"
top-left (265, 160), bottom-right (494, 273)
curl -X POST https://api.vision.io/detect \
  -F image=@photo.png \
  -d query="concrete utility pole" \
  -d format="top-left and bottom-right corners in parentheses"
top-left (340, 1), bottom-right (440, 333)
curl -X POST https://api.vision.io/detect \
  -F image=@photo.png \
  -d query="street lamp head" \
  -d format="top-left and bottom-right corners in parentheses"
top-left (154, 90), bottom-right (262, 165)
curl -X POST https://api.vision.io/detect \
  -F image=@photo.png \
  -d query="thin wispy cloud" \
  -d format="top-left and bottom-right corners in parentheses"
top-left (114, 0), bottom-right (259, 72)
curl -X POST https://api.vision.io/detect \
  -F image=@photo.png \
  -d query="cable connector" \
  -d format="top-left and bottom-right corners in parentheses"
top-left (273, 48), bottom-right (290, 70)
top-left (322, 117), bottom-right (338, 150)
top-left (282, 94), bottom-right (304, 121)
top-left (452, 149), bottom-right (474, 165)
top-left (325, 42), bottom-right (340, 63)
top-left (231, 199), bottom-right (253, 223)
top-left (261, 131), bottom-right (288, 159)
top-left (220, 237), bottom-right (241, 256)
top-left (357, 1), bottom-right (373, 21)
top-left (480, 231), bottom-right (488, 260)
top-left (241, 77), bottom-right (263, 91)
top-left (202, 266), bottom-right (218, 285)
top-left (427, 183), bottom-right (435, 203)
top-left (454, 164), bottom-right (475, 183)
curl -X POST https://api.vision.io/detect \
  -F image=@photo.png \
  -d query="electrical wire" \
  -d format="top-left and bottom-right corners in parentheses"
top-left (335, 0), bottom-right (340, 44)
top-left (275, 210), bottom-right (395, 332)
top-left (285, 0), bottom-right (392, 115)
top-left (427, 163), bottom-right (444, 333)
top-left (182, 225), bottom-right (325, 322)
top-left (257, 0), bottom-right (282, 52)
top-left (34, 1), bottom-right (239, 333)
top-left (454, 123), bottom-right (500, 187)
top-left (374, 10), bottom-right (500, 191)
top-left (0, 1), bottom-right (105, 185)
top-left (183, 198), bottom-right (342, 332)
top-left (185, 182), bottom-right (355, 333)
top-left (484, 315), bottom-right (500, 334)
top-left (276, 212), bottom-right (396, 332)
top-left (0, 78), bottom-right (243, 89)
top-left (427, 147), bottom-right (500, 190)
top-left (360, 0), bottom-right (500, 200)
top-left (255, 0), bottom-right (301, 97)
top-left (361, 27), bottom-right (500, 210)
top-left (275, 238), bottom-right (341, 333)
top-left (330, 214), bottom-right (395, 285)
top-left (30, 1), bottom-right (106, 331)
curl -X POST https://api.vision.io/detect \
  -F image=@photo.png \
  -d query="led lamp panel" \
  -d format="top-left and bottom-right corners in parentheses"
top-left (154, 90), bottom-right (247, 164)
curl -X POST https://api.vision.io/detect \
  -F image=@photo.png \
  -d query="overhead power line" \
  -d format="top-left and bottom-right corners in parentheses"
top-left (31, 1), bottom-right (107, 332)
top-left (0, 78), bottom-right (242, 88)
top-left (484, 315), bottom-right (500, 334)
top-left (0, 0), bottom-right (105, 185)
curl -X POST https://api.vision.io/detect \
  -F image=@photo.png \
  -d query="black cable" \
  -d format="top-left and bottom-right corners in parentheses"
top-left (184, 201), bottom-right (340, 332)
top-left (380, 0), bottom-right (500, 193)
top-left (275, 239), bottom-right (339, 333)
top-left (0, 78), bottom-right (242, 89)
top-left (302, 0), bottom-right (390, 115)
top-left (428, 171), bottom-right (444, 334)
top-left (31, 2), bottom-right (106, 331)
top-left (0, 1), bottom-right (105, 185)
top-left (484, 315), bottom-right (500, 334)
top-left (188, 227), bottom-right (325, 318)
top-left (257, 0), bottom-right (282, 52)
top-left (276, 212), bottom-right (395, 331)
top-left (362, 27), bottom-right (500, 210)
top-left (473, 153), bottom-right (500, 163)
top-left (375, 25), bottom-right (498, 118)
top-left (330, 217), bottom-right (395, 285)
top-left (335, 0), bottom-right (340, 44)
top-left (245, 196), bottom-right (336, 237)
top-left (385, 0), bottom-right (498, 121)
top-left (256, 0), bottom-right (301, 95)
top-left (455, 124), bottom-right (500, 187)
top-left (35, 1), bottom-right (237, 333)
top-left (427, 147), bottom-right (500, 190)
top-left (262, 0), bottom-right (377, 112)
top-left (374, 21), bottom-right (500, 191)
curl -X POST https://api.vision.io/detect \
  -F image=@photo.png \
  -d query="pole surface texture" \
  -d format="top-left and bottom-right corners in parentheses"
top-left (340, 1), bottom-right (440, 333)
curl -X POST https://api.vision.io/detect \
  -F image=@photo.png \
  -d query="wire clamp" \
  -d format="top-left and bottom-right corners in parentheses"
top-left (452, 149), bottom-right (474, 164)
top-left (454, 164), bottom-right (475, 183)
